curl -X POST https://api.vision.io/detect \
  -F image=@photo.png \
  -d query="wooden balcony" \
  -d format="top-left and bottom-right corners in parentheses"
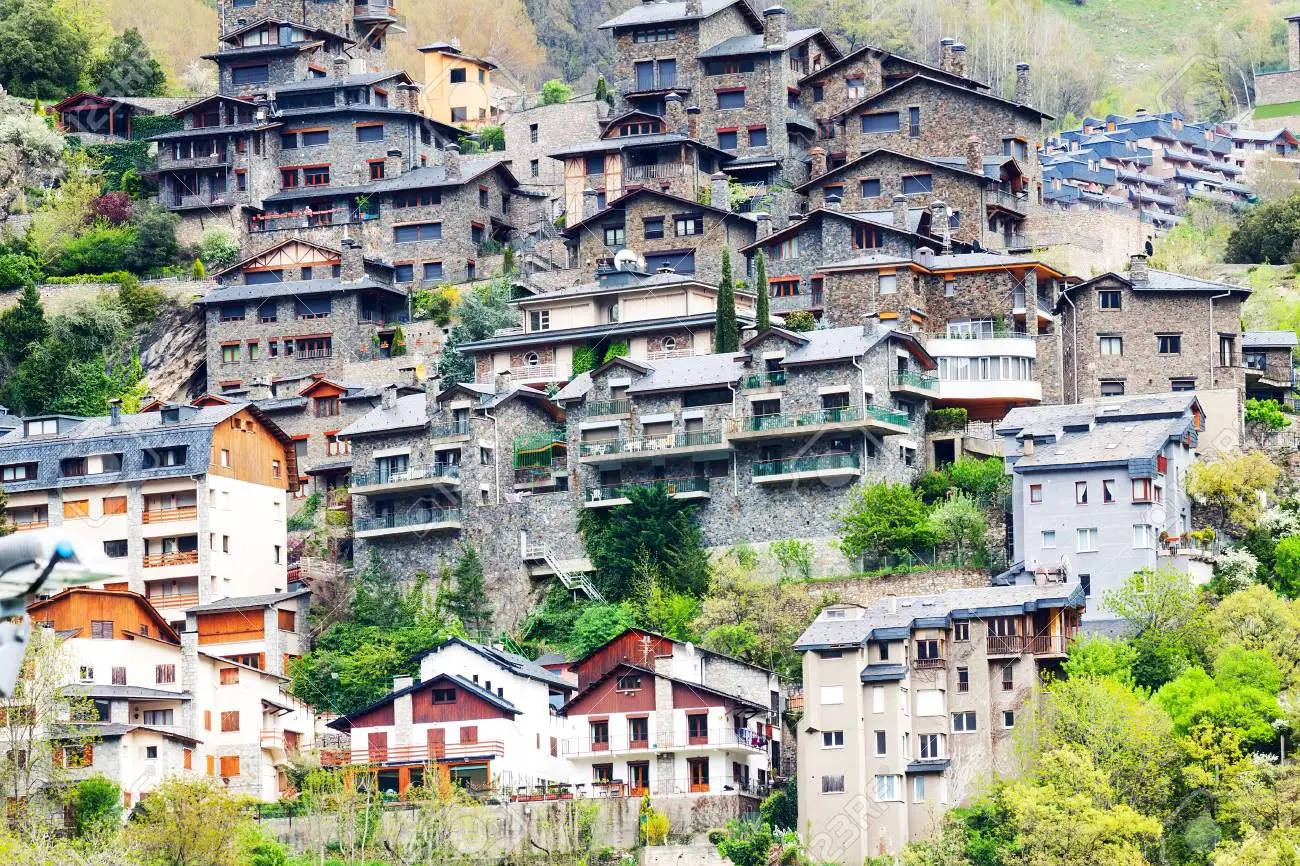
top-left (142, 551), bottom-right (198, 568)
top-left (11, 520), bottom-right (49, 532)
top-left (142, 506), bottom-right (197, 523)
top-left (148, 592), bottom-right (199, 610)
top-left (624, 162), bottom-right (688, 183)
top-left (320, 740), bottom-right (504, 767)
top-left (912, 657), bottom-right (947, 670)
top-left (986, 632), bottom-right (1075, 657)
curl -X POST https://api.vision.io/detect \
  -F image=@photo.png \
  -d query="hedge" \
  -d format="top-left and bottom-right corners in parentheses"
top-left (45, 271), bottom-right (137, 285)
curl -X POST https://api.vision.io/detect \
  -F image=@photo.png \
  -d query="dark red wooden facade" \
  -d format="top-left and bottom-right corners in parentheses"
top-left (572, 629), bottom-right (674, 690)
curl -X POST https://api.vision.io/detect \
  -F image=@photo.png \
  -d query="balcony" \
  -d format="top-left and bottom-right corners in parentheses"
top-left (354, 507), bottom-right (462, 539)
top-left (624, 162), bottom-right (689, 183)
top-left (646, 347), bottom-right (693, 361)
top-left (142, 551), bottom-right (198, 568)
top-left (147, 592), bottom-right (199, 611)
top-left (562, 726), bottom-right (766, 758)
top-left (261, 729), bottom-right (288, 763)
top-left (509, 363), bottom-right (556, 382)
top-left (620, 75), bottom-right (693, 96)
top-left (142, 506), bottom-right (198, 523)
top-left (586, 399), bottom-right (630, 418)
top-left (726, 405), bottom-right (909, 441)
top-left (912, 657), bottom-right (947, 670)
top-left (771, 290), bottom-right (823, 313)
top-left (583, 476), bottom-right (710, 508)
top-left (987, 189), bottom-right (1028, 215)
top-left (11, 520), bottom-right (49, 532)
top-left (321, 740), bottom-right (504, 767)
top-left (890, 370), bottom-right (939, 397)
top-left (349, 463), bottom-right (461, 496)
top-left (986, 632), bottom-right (1075, 657)
top-left (996, 233), bottom-right (1033, 252)
top-left (752, 452), bottom-right (861, 485)
top-left (165, 192), bottom-right (231, 210)
top-left (160, 152), bottom-right (229, 171)
top-left (1012, 291), bottom-right (1054, 318)
top-left (579, 429), bottom-right (730, 464)
top-left (741, 371), bottom-right (787, 389)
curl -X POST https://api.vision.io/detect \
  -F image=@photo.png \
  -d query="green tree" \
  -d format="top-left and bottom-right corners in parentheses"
top-left (115, 273), bottom-right (166, 327)
top-left (197, 229), bottom-right (240, 270)
top-left (124, 202), bottom-right (180, 274)
top-left (436, 277), bottom-right (518, 385)
top-left (0, 253), bottom-right (40, 291)
top-left (838, 481), bottom-right (936, 561)
top-left (594, 75), bottom-right (613, 106)
top-left (1246, 398), bottom-right (1288, 432)
top-left (53, 224), bottom-right (137, 275)
top-left (0, 0), bottom-right (93, 98)
top-left (753, 250), bottom-right (770, 332)
top-left (1063, 634), bottom-right (1138, 690)
top-left (927, 492), bottom-right (986, 562)
top-left (1186, 450), bottom-right (1281, 534)
top-left (412, 284), bottom-right (458, 326)
top-left (1226, 194), bottom-right (1300, 263)
top-left (783, 310), bottom-right (815, 332)
top-left (713, 247), bottom-right (739, 353)
top-left (1154, 647), bottom-right (1282, 747)
top-left (0, 282), bottom-right (48, 366)
top-left (1272, 535), bottom-right (1300, 598)
top-left (68, 775), bottom-right (121, 838)
top-left (88, 27), bottom-right (166, 97)
top-left (945, 456), bottom-right (1008, 502)
top-left (128, 777), bottom-right (254, 866)
top-left (446, 545), bottom-right (492, 635)
top-left (539, 79), bottom-right (573, 105)
top-left (579, 483), bottom-right (710, 600)
top-left (569, 602), bottom-right (638, 657)
top-left (759, 781), bottom-right (797, 831)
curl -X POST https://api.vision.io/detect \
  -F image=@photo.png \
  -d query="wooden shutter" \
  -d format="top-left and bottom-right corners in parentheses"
top-left (112, 667), bottom-right (126, 685)
top-left (102, 496), bottom-right (127, 515)
top-left (427, 727), bottom-right (445, 759)
top-left (460, 726), bottom-right (477, 745)
top-left (206, 754), bottom-right (214, 776)
top-left (220, 711), bottom-right (239, 732)
top-left (367, 731), bottom-right (388, 763)
top-left (219, 756), bottom-right (240, 778)
top-left (277, 609), bottom-right (296, 631)
top-left (183, 749), bottom-right (192, 770)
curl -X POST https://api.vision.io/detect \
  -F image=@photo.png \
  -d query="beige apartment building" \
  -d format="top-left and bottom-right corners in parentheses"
top-left (793, 585), bottom-right (1085, 862)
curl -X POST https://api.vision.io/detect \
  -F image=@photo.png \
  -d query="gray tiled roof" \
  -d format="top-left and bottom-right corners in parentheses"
top-left (600, 0), bottom-right (743, 28)
top-left (834, 74), bottom-right (1053, 122)
top-left (625, 353), bottom-right (745, 394)
top-left (859, 664), bottom-right (907, 683)
top-left (818, 253), bottom-right (914, 270)
top-left (780, 325), bottom-right (892, 366)
top-left (196, 277), bottom-right (403, 305)
top-left (338, 392), bottom-right (429, 438)
top-left (1068, 267), bottom-right (1247, 298)
top-left (1008, 415), bottom-right (1190, 471)
top-left (187, 588), bottom-right (310, 613)
top-left (461, 312), bottom-right (745, 353)
top-left (698, 28), bottom-right (824, 58)
top-left (1243, 330), bottom-right (1298, 349)
top-left (547, 132), bottom-right (731, 160)
top-left (147, 121), bottom-right (276, 142)
top-left (253, 396), bottom-right (308, 413)
top-left (800, 148), bottom-right (986, 191)
top-left (997, 393), bottom-right (1198, 438)
top-left (64, 685), bottom-right (193, 701)
top-left (795, 583), bottom-right (1084, 649)
top-left (260, 157), bottom-right (513, 204)
top-left (554, 372), bottom-right (593, 402)
top-left (274, 71), bottom-right (406, 94)
top-left (423, 637), bottom-right (574, 691)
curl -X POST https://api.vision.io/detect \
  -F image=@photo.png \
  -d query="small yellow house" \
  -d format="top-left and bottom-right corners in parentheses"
top-left (419, 39), bottom-right (497, 128)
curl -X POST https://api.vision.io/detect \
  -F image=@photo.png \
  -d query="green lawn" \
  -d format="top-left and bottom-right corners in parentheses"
top-left (1256, 101), bottom-right (1300, 121)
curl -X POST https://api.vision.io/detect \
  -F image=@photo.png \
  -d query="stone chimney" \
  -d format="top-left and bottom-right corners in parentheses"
top-left (339, 235), bottom-right (365, 281)
top-left (246, 380), bottom-right (273, 400)
top-left (763, 5), bottom-right (788, 48)
top-left (1021, 435), bottom-right (1035, 456)
top-left (385, 147), bottom-right (403, 179)
top-left (332, 55), bottom-right (349, 79)
top-left (393, 675), bottom-right (413, 691)
top-left (808, 146), bottom-right (827, 179)
top-left (582, 187), bottom-right (599, 220)
top-left (756, 211), bottom-right (772, 238)
top-left (686, 105), bottom-right (701, 140)
top-left (914, 246), bottom-right (935, 269)
top-left (108, 398), bottom-right (121, 426)
top-left (891, 193), bottom-right (908, 230)
top-left (710, 171), bottom-right (730, 211)
top-left (685, 0), bottom-right (702, 17)
top-left (494, 370), bottom-right (513, 393)
top-left (444, 143), bottom-right (461, 180)
top-left (932, 199), bottom-right (950, 253)
top-left (965, 134), bottom-right (982, 174)
top-left (1291, 17), bottom-right (1300, 71)
top-left (1014, 62), bottom-right (1031, 105)
top-left (1129, 252), bottom-right (1149, 284)
top-left (939, 37), bottom-right (955, 72)
top-left (665, 93), bottom-right (685, 134)
top-left (381, 383), bottom-right (398, 410)
top-left (397, 82), bottom-right (420, 113)
top-left (950, 43), bottom-right (967, 78)
top-left (825, 193), bottom-right (841, 211)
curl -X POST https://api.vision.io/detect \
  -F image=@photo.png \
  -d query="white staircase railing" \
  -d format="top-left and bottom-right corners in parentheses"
top-left (526, 545), bottom-right (603, 602)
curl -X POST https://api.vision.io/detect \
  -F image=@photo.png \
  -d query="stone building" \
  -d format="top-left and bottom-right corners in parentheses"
top-left (501, 97), bottom-right (608, 207)
top-left (1055, 253), bottom-right (1250, 403)
top-left (561, 184), bottom-right (757, 281)
top-left (1243, 331), bottom-right (1298, 405)
top-left (794, 587), bottom-right (1085, 861)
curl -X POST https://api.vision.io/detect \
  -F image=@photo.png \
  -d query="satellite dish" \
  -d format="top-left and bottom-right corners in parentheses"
top-left (613, 249), bottom-right (643, 272)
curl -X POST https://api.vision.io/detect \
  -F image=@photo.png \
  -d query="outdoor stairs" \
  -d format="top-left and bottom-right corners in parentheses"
top-left (524, 544), bottom-right (604, 602)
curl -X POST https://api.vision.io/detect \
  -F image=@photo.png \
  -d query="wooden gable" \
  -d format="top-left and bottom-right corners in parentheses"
top-left (207, 406), bottom-right (297, 491)
top-left (564, 665), bottom-right (658, 716)
top-left (297, 378), bottom-right (347, 399)
top-left (218, 239), bottom-right (340, 279)
top-left (196, 606), bottom-right (265, 645)
top-left (412, 676), bottom-right (514, 724)
top-left (28, 589), bottom-right (180, 643)
top-left (572, 629), bottom-right (674, 691)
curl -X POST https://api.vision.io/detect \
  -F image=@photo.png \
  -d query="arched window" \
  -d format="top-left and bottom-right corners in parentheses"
top-left (524, 351), bottom-right (540, 366)
top-left (662, 336), bottom-right (676, 353)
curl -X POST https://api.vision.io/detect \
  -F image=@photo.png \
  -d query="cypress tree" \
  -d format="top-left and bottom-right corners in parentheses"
top-left (754, 250), bottom-right (770, 332)
top-left (448, 544), bottom-right (493, 637)
top-left (714, 247), bottom-right (739, 353)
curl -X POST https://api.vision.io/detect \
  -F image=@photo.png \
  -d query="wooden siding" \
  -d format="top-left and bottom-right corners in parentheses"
top-left (412, 679), bottom-right (512, 724)
top-left (671, 681), bottom-right (730, 710)
top-left (348, 700), bottom-right (396, 729)
top-left (27, 589), bottom-right (178, 643)
top-left (566, 666), bottom-right (658, 716)
top-left (573, 630), bottom-right (673, 690)
top-left (207, 407), bottom-right (292, 490)
top-left (196, 609), bottom-right (265, 645)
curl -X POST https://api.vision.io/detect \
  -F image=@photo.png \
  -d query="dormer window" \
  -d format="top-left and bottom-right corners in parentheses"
top-left (25, 419), bottom-right (58, 438)
top-left (143, 446), bottom-right (188, 469)
top-left (160, 407), bottom-right (181, 424)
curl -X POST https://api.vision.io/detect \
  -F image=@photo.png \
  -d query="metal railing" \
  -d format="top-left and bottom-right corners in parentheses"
top-left (927, 329), bottom-right (1033, 341)
top-left (430, 420), bottom-right (471, 438)
top-left (986, 632), bottom-right (1075, 655)
top-left (742, 371), bottom-right (787, 388)
top-left (740, 405), bottom-right (908, 431)
top-left (321, 740), bottom-right (504, 767)
top-left (584, 476), bottom-right (710, 503)
top-left (355, 507), bottom-right (462, 532)
top-left (586, 399), bottom-right (630, 417)
top-left (12, 520), bottom-right (49, 532)
top-left (142, 551), bottom-right (198, 568)
top-left (912, 657), bottom-right (947, 670)
top-left (523, 543), bottom-right (603, 601)
top-left (142, 506), bottom-right (198, 523)
top-left (624, 162), bottom-right (689, 182)
top-left (891, 370), bottom-right (939, 393)
top-left (753, 452), bottom-right (859, 477)
top-left (562, 727), bottom-right (767, 757)
top-left (580, 429), bottom-right (724, 457)
top-left (349, 463), bottom-right (461, 487)
top-left (988, 189), bottom-right (1028, 214)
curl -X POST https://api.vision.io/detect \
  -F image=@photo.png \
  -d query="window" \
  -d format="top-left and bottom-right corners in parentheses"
top-left (301, 130), bottom-right (328, 146)
top-left (821, 775), bottom-right (845, 794)
top-left (603, 226), bottom-right (625, 248)
top-left (675, 215), bottom-right (704, 236)
top-left (819, 685), bottom-right (843, 705)
top-left (432, 687), bottom-right (456, 704)
top-left (1003, 710), bottom-right (1015, 728)
top-left (861, 112), bottom-right (900, 134)
top-left (357, 124), bottom-right (384, 142)
top-left (956, 666), bottom-right (969, 692)
top-left (952, 711), bottom-right (976, 732)
top-left (705, 58), bottom-right (756, 75)
top-left (1041, 530), bottom-right (1056, 549)
top-left (874, 730), bottom-right (887, 755)
top-left (392, 190), bottom-right (441, 208)
top-left (1099, 336), bottom-right (1123, 355)
top-left (916, 638), bottom-right (941, 661)
top-left (449, 67), bottom-right (466, 84)
top-left (529, 159), bottom-right (539, 178)
top-left (643, 217), bottom-right (664, 239)
top-left (103, 540), bottom-right (128, 558)
top-left (1133, 524), bottom-right (1155, 549)
top-left (303, 166), bottom-right (329, 186)
top-left (156, 664), bottom-right (176, 684)
top-left (219, 756), bottom-right (240, 778)
top-left (590, 720), bottom-right (609, 746)
top-left (232, 64), bottom-right (269, 85)
top-left (874, 775), bottom-right (901, 801)
top-left (529, 310), bottom-right (550, 331)
top-left (529, 123), bottom-right (539, 143)
top-left (143, 710), bottom-right (173, 726)
top-left (0, 463), bottom-right (33, 481)
top-left (687, 713), bottom-right (708, 741)
top-left (871, 686), bottom-right (884, 713)
top-left (90, 620), bottom-right (113, 639)
top-left (822, 730), bottom-right (845, 748)
top-left (1001, 663), bottom-right (1014, 691)
top-left (1075, 481), bottom-right (1088, 504)
top-left (1103, 479), bottom-right (1115, 504)
top-left (615, 674), bottom-right (642, 691)
top-left (1158, 334), bottom-right (1182, 354)
top-left (914, 776), bottom-right (928, 802)
top-left (852, 224), bottom-right (882, 249)
top-left (1171, 378), bottom-right (1196, 391)
top-left (919, 733), bottom-right (941, 759)
top-left (423, 261), bottom-right (444, 281)
top-left (860, 178), bottom-right (881, 197)
top-left (901, 174), bottom-right (933, 194)
top-left (1100, 380), bottom-right (1125, 396)
top-left (748, 126), bottom-right (767, 147)
top-left (879, 274), bottom-right (898, 294)
top-left (717, 89), bottom-right (746, 109)
top-left (628, 716), bottom-right (648, 743)
top-left (220, 449), bottom-right (230, 468)
top-left (314, 396), bottom-right (340, 418)
top-left (953, 621), bottom-right (969, 642)
top-left (220, 711), bottom-right (240, 732)
top-left (394, 263), bottom-right (414, 283)
top-left (908, 106), bottom-right (920, 137)
top-left (1099, 290), bottom-right (1122, 310)
top-left (1132, 478), bottom-right (1154, 502)
top-left (717, 130), bottom-right (737, 149)
top-left (1027, 482), bottom-right (1043, 504)
top-left (394, 222), bottom-right (441, 243)
top-left (369, 160), bottom-right (385, 180)
top-left (845, 77), bottom-right (866, 98)
top-left (1077, 527), bottom-right (1099, 552)
top-left (79, 666), bottom-right (93, 682)
top-left (220, 668), bottom-right (239, 685)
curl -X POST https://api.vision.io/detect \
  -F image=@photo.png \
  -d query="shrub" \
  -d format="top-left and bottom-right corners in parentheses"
top-left (0, 253), bottom-right (42, 291)
top-left (91, 192), bottom-right (133, 225)
top-left (54, 224), bottom-right (137, 275)
top-left (571, 345), bottom-right (597, 375)
top-left (770, 539), bottom-right (813, 580)
top-left (125, 203), bottom-right (181, 273)
top-left (412, 285), bottom-right (457, 325)
top-left (602, 341), bottom-right (629, 363)
top-left (69, 775), bottom-right (122, 837)
top-left (197, 230), bottom-right (240, 270)
top-left (120, 167), bottom-right (143, 199)
top-left (1246, 398), bottom-right (1287, 432)
top-left (926, 406), bottom-right (968, 432)
top-left (191, 259), bottom-right (206, 279)
top-left (783, 310), bottom-right (815, 332)
top-left (540, 79), bottom-right (573, 105)
top-left (946, 457), bottom-right (1008, 501)
top-left (115, 274), bottom-right (166, 327)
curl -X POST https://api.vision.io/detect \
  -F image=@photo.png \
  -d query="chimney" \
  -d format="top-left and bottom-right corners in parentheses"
top-left (385, 147), bottom-right (403, 179)
top-left (339, 235), bottom-right (365, 281)
top-left (1291, 17), bottom-right (1300, 71)
top-left (891, 193), bottom-right (907, 230)
top-left (444, 143), bottom-right (461, 180)
top-left (914, 246), bottom-right (935, 269)
top-left (932, 199), bottom-right (950, 253)
top-left (1021, 435), bottom-right (1034, 456)
top-left (861, 313), bottom-right (873, 336)
top-left (762, 5), bottom-right (788, 48)
top-left (450, 36), bottom-right (461, 51)
top-left (950, 43), bottom-right (967, 78)
top-left (1129, 252), bottom-right (1149, 284)
top-left (825, 193), bottom-right (842, 211)
top-left (582, 187), bottom-right (599, 220)
top-left (939, 37), bottom-right (955, 72)
top-left (808, 145), bottom-right (827, 179)
top-left (685, 0), bottom-right (702, 16)
top-left (1134, 107), bottom-right (1148, 118)
top-left (710, 171), bottom-right (730, 212)
top-left (965, 134), bottom-right (982, 174)
top-left (664, 93), bottom-right (685, 134)
top-left (393, 675), bottom-right (413, 691)
top-left (755, 211), bottom-right (772, 238)
top-left (108, 398), bottom-right (122, 426)
top-left (494, 370), bottom-right (513, 393)
top-left (1014, 62), bottom-right (1030, 105)
top-left (246, 379), bottom-right (273, 400)
top-left (397, 82), bottom-right (420, 113)
top-left (381, 384), bottom-right (398, 410)
top-left (332, 55), bottom-right (349, 79)
top-left (686, 105), bottom-right (701, 140)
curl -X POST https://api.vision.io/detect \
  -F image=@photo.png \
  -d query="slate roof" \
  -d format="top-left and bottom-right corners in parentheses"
top-left (625, 353), bottom-right (745, 394)
top-left (1007, 415), bottom-right (1192, 472)
top-left (202, 43), bottom-right (320, 60)
top-left (795, 583), bottom-right (1085, 649)
top-left (547, 131), bottom-right (732, 161)
top-left (796, 148), bottom-right (986, 192)
top-left (327, 671), bottom-right (519, 730)
top-left (253, 396), bottom-right (308, 413)
top-left (462, 312), bottom-right (745, 353)
top-left (832, 74), bottom-right (1053, 122)
top-left (187, 588), bottom-right (310, 613)
top-left (338, 392), bottom-right (429, 438)
top-left (996, 392), bottom-right (1199, 438)
top-left (1244, 330), bottom-right (1299, 349)
top-left (600, 0), bottom-right (747, 29)
top-left (147, 121), bottom-right (275, 142)
top-left (274, 71), bottom-right (407, 93)
top-left (422, 637), bottom-right (575, 691)
top-left (859, 664), bottom-right (907, 683)
top-left (561, 187), bottom-right (755, 235)
top-left (64, 685), bottom-right (193, 701)
top-left (1060, 267), bottom-right (1249, 304)
top-left (195, 277), bottom-right (405, 305)
top-left (698, 28), bottom-right (824, 58)
top-left (738, 207), bottom-right (937, 253)
top-left (50, 722), bottom-right (201, 745)
top-left (553, 371), bottom-right (593, 402)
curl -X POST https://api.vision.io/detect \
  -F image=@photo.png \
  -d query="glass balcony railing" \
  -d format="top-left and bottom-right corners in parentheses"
top-left (753, 452), bottom-right (860, 477)
top-left (741, 371), bottom-right (787, 389)
top-left (349, 463), bottom-right (460, 487)
top-left (356, 507), bottom-right (461, 532)
top-left (743, 405), bottom-right (908, 431)
top-left (579, 429), bottom-right (724, 457)
top-left (584, 476), bottom-right (710, 503)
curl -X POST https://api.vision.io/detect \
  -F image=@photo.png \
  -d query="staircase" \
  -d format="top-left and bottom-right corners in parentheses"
top-left (524, 544), bottom-right (604, 602)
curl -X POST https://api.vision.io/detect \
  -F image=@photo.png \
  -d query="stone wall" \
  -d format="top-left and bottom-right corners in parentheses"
top-left (801, 568), bottom-right (990, 607)
top-left (502, 99), bottom-right (607, 203)
top-left (1027, 207), bottom-right (1156, 279)
top-left (1, 278), bottom-right (214, 316)
top-left (1256, 70), bottom-right (1300, 108)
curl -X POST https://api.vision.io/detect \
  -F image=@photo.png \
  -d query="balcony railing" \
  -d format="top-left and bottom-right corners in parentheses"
top-left (770, 290), bottom-right (822, 312)
top-left (355, 507), bottom-right (461, 532)
top-left (349, 462), bottom-right (461, 488)
top-left (586, 399), bottom-right (630, 417)
top-left (988, 189), bottom-right (1028, 214)
top-left (912, 657), bottom-right (947, 670)
top-left (741, 405), bottom-right (908, 431)
top-left (562, 727), bottom-right (767, 757)
top-left (142, 551), bottom-right (199, 568)
top-left (321, 740), bottom-right (504, 767)
top-left (986, 632), bottom-right (1076, 655)
top-left (890, 370), bottom-right (939, 393)
top-left (753, 452), bottom-right (859, 478)
top-left (624, 162), bottom-right (689, 183)
top-left (646, 347), bottom-right (693, 361)
top-left (580, 429), bottom-right (725, 457)
top-left (148, 592), bottom-right (199, 610)
top-left (584, 476), bottom-right (709, 503)
top-left (510, 363), bottom-right (556, 379)
top-left (742, 371), bottom-right (787, 389)
top-left (430, 420), bottom-right (471, 438)
top-left (621, 75), bottom-right (693, 94)
top-left (11, 520), bottom-right (49, 532)
top-left (261, 729), bottom-right (286, 752)
top-left (142, 506), bottom-right (197, 523)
